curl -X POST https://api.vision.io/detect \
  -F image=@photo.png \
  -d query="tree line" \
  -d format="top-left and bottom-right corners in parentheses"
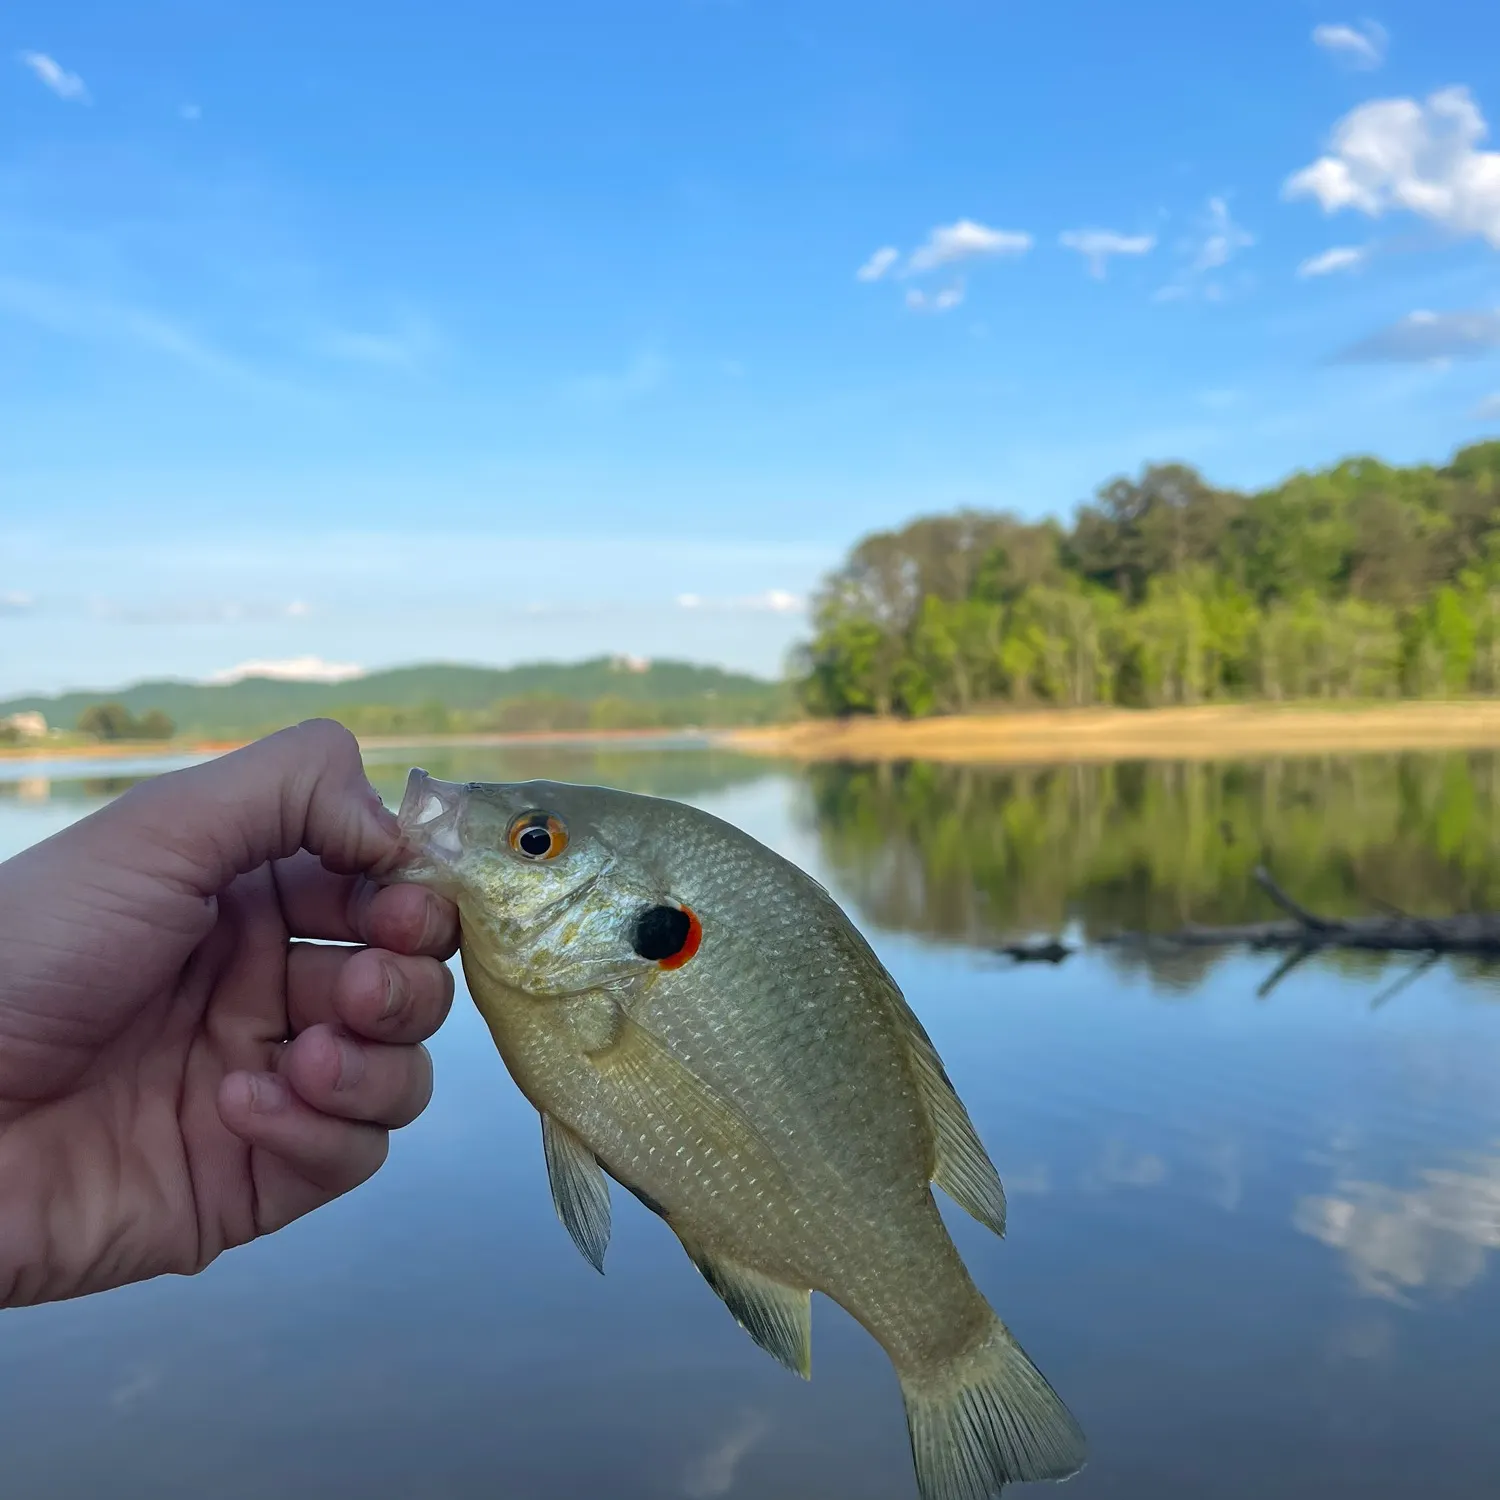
top-left (76, 704), bottom-right (176, 742)
top-left (794, 442), bottom-right (1500, 716)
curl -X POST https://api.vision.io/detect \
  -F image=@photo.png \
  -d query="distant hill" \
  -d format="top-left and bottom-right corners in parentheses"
top-left (1, 657), bottom-right (789, 739)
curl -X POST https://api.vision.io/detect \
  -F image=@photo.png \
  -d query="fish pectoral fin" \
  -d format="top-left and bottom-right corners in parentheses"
top-left (540, 1112), bottom-right (612, 1273)
top-left (679, 1237), bottom-right (812, 1381)
top-left (894, 996), bottom-right (1008, 1238)
top-left (591, 1013), bottom-right (790, 1195)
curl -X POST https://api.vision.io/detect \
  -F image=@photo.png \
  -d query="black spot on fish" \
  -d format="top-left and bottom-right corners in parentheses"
top-left (631, 904), bottom-right (692, 962)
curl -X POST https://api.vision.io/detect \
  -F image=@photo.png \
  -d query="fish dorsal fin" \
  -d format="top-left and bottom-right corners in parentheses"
top-left (812, 892), bottom-right (1010, 1238)
top-left (541, 1112), bottom-right (612, 1273)
top-left (915, 1046), bottom-right (1007, 1236)
top-left (679, 1237), bottom-right (812, 1380)
top-left (898, 1003), bottom-right (1007, 1237)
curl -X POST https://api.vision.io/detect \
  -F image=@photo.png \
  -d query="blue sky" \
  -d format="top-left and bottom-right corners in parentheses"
top-left (3, 0), bottom-right (1500, 697)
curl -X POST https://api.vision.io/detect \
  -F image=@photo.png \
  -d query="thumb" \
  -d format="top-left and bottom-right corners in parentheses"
top-left (100, 719), bottom-right (401, 896)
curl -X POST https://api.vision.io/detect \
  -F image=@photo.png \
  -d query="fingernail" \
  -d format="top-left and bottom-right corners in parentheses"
top-left (420, 894), bottom-right (448, 951)
top-left (365, 779), bottom-right (402, 838)
top-left (381, 961), bottom-right (406, 1021)
top-left (335, 1035), bottom-right (366, 1091)
top-left (248, 1073), bottom-right (290, 1114)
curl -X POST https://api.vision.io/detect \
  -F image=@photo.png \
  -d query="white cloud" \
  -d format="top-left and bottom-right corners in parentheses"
top-left (1298, 244), bottom-right (1369, 276)
top-left (1312, 20), bottom-right (1388, 70)
top-left (18, 51), bottom-right (89, 103)
top-left (311, 317), bottom-right (439, 369)
top-left (206, 655), bottom-right (366, 685)
top-left (1059, 228), bottom-right (1157, 278)
top-left (754, 588), bottom-right (803, 612)
top-left (563, 348), bottom-right (666, 403)
top-left (1335, 307), bottom-right (1500, 362)
top-left (855, 246), bottom-right (899, 282)
top-left (0, 274), bottom-right (288, 394)
top-left (1198, 388), bottom-right (1241, 410)
top-left (1473, 393), bottom-right (1500, 419)
top-left (674, 589), bottom-right (805, 613)
top-left (0, 591), bottom-right (35, 615)
top-left (1193, 196), bottom-right (1255, 271)
top-left (1155, 197), bottom-right (1254, 301)
top-left (906, 219), bottom-right (1032, 273)
top-left (905, 283), bottom-right (965, 313)
top-left (682, 1411), bottom-right (769, 1500)
top-left (1285, 86), bottom-right (1500, 248)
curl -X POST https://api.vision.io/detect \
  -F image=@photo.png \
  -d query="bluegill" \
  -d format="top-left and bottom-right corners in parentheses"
top-left (391, 770), bottom-right (1085, 1500)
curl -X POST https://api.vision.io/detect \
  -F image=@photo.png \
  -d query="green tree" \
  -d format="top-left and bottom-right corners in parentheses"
top-left (78, 703), bottom-right (138, 741)
top-left (793, 439), bottom-right (1500, 718)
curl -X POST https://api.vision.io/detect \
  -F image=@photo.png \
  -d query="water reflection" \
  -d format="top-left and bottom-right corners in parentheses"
top-left (1297, 1149), bottom-right (1500, 1304)
top-left (803, 753), bottom-right (1500, 986)
top-left (0, 746), bottom-right (1498, 1497)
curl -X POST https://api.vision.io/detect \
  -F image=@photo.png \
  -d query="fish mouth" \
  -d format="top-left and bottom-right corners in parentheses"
top-left (395, 768), bottom-right (468, 870)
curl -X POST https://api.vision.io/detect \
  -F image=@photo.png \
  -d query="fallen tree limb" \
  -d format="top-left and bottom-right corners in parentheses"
top-left (996, 938), bottom-right (1074, 964)
top-left (1098, 865), bottom-right (1500, 956)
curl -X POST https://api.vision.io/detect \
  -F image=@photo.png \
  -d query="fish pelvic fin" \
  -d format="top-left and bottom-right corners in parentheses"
top-left (679, 1237), bottom-right (812, 1380)
top-left (897, 1003), bottom-right (1008, 1238)
top-left (898, 1317), bottom-right (1085, 1500)
top-left (540, 1112), bottom-right (611, 1273)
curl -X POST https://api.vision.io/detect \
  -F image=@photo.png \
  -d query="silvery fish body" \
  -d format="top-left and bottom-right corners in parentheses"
top-left (392, 770), bottom-right (1085, 1500)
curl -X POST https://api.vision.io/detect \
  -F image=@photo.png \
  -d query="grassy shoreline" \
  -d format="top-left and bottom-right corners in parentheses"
top-left (721, 700), bottom-right (1500, 765)
top-left (10, 700), bottom-right (1500, 770)
top-left (0, 724), bottom-right (716, 765)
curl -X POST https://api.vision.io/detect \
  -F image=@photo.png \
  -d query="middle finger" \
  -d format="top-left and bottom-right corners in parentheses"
top-left (286, 941), bottom-right (455, 1045)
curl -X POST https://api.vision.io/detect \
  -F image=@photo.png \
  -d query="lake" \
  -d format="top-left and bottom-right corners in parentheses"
top-left (2, 744), bottom-right (1498, 1499)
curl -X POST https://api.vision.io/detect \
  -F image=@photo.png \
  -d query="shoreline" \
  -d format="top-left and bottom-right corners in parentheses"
top-left (0, 724), bottom-right (723, 765)
top-left (721, 701), bottom-right (1500, 766)
top-left (9, 700), bottom-right (1500, 770)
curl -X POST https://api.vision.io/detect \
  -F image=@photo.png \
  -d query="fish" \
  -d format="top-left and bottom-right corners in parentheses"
top-left (388, 769), bottom-right (1086, 1500)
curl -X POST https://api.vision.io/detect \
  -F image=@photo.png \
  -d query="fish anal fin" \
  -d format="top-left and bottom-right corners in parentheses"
top-left (899, 1317), bottom-right (1086, 1499)
top-left (680, 1237), bottom-right (812, 1380)
top-left (540, 1112), bottom-right (612, 1273)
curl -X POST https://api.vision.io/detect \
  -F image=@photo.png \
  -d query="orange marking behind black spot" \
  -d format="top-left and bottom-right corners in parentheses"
top-left (658, 905), bottom-right (702, 969)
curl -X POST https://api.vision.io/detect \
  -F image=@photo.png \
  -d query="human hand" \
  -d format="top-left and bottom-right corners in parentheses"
top-left (0, 720), bottom-right (457, 1307)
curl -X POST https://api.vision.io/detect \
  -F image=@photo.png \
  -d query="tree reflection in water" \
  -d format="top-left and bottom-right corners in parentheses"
top-left (801, 751), bottom-right (1500, 988)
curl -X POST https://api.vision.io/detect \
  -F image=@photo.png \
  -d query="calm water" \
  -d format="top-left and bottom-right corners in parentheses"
top-left (2, 745), bottom-right (1498, 1499)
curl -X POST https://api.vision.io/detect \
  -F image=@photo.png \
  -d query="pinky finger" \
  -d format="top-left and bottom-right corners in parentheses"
top-left (218, 1070), bottom-right (390, 1236)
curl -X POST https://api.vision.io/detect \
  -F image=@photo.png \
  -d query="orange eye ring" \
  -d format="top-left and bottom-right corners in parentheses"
top-left (506, 811), bottom-right (569, 861)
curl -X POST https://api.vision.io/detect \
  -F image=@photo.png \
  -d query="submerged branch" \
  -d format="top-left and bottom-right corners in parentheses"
top-left (1097, 868), bottom-right (1500, 957)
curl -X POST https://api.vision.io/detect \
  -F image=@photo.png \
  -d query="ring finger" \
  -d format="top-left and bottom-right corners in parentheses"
top-left (277, 1023), bottom-right (434, 1129)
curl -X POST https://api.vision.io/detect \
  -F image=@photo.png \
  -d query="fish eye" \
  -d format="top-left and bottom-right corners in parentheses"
top-left (507, 811), bottom-right (569, 861)
top-left (631, 903), bottom-right (704, 969)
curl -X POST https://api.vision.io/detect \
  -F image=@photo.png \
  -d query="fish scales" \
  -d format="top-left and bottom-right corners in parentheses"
top-left (387, 770), bottom-right (1086, 1500)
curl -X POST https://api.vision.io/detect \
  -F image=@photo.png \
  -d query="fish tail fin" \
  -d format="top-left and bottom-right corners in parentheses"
top-left (897, 1317), bottom-right (1085, 1500)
